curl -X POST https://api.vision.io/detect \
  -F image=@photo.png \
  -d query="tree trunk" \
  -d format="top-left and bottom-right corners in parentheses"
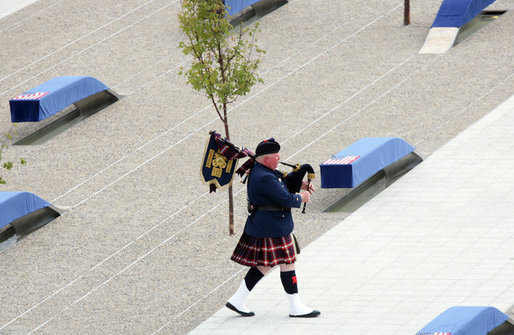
top-left (223, 105), bottom-right (235, 235)
top-left (228, 185), bottom-right (234, 235)
top-left (404, 0), bottom-right (410, 25)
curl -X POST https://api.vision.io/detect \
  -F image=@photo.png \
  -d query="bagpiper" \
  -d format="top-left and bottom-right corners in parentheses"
top-left (226, 138), bottom-right (320, 318)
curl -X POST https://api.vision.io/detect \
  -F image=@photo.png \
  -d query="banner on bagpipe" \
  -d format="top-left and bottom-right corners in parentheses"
top-left (201, 131), bottom-right (253, 193)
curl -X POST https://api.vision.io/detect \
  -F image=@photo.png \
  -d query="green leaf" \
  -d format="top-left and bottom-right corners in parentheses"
top-left (3, 161), bottom-right (13, 170)
top-left (177, 0), bottom-right (266, 124)
top-left (0, 126), bottom-right (27, 184)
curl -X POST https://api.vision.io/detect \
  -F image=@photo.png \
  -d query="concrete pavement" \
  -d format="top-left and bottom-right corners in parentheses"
top-left (0, 0), bottom-right (38, 19)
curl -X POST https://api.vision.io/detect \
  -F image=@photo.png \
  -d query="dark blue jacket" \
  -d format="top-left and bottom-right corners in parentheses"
top-left (244, 162), bottom-right (302, 238)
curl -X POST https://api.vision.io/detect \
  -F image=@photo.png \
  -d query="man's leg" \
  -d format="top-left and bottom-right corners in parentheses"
top-left (226, 267), bottom-right (268, 316)
top-left (279, 263), bottom-right (320, 318)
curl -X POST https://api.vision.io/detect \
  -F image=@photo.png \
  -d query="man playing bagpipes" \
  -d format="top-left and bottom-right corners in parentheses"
top-left (226, 138), bottom-right (321, 318)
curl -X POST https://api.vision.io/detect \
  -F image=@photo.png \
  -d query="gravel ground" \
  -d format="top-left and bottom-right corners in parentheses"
top-left (0, 0), bottom-right (513, 333)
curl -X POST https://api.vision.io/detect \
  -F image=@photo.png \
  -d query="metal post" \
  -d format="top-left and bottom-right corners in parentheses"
top-left (404, 0), bottom-right (410, 25)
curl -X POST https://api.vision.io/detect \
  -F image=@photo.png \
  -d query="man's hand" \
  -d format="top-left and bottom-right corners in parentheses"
top-left (301, 181), bottom-right (315, 193)
top-left (300, 191), bottom-right (311, 203)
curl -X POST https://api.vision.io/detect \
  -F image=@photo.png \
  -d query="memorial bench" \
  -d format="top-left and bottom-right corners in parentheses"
top-left (432, 0), bottom-right (496, 28)
top-left (420, 0), bottom-right (496, 53)
top-left (320, 137), bottom-right (419, 189)
top-left (9, 76), bottom-right (118, 123)
top-left (225, 0), bottom-right (287, 25)
top-left (415, 306), bottom-right (514, 335)
top-left (225, 0), bottom-right (262, 16)
top-left (0, 192), bottom-right (60, 241)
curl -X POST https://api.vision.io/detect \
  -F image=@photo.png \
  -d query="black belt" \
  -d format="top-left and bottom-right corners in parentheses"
top-left (254, 205), bottom-right (291, 211)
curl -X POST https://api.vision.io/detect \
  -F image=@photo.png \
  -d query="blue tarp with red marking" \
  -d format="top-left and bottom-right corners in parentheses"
top-left (9, 76), bottom-right (108, 122)
top-left (0, 192), bottom-right (50, 229)
top-left (415, 306), bottom-right (508, 335)
top-left (432, 0), bottom-right (496, 27)
top-left (320, 137), bottom-right (414, 188)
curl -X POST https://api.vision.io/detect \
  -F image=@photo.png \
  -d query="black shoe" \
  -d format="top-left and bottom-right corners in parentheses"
top-left (289, 310), bottom-right (321, 318)
top-left (225, 302), bottom-right (255, 317)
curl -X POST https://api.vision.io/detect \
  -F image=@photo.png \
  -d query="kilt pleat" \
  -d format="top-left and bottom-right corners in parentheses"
top-left (231, 232), bottom-right (296, 267)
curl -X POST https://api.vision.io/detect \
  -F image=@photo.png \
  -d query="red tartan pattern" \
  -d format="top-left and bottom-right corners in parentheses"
top-left (231, 233), bottom-right (296, 267)
top-left (212, 131), bottom-right (253, 160)
top-left (211, 131), bottom-right (255, 179)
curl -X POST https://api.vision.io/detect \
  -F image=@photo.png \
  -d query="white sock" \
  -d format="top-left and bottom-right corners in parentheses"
top-left (227, 280), bottom-right (252, 313)
top-left (287, 293), bottom-right (314, 316)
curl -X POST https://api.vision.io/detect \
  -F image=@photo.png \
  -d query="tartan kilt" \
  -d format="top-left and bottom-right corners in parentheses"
top-left (231, 232), bottom-right (296, 267)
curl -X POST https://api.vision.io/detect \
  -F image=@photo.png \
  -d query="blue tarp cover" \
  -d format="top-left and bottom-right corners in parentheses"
top-left (432, 0), bottom-right (496, 27)
top-left (0, 192), bottom-right (50, 230)
top-left (416, 306), bottom-right (508, 335)
top-left (9, 76), bottom-right (108, 122)
top-left (225, 0), bottom-right (260, 16)
top-left (320, 137), bottom-right (414, 188)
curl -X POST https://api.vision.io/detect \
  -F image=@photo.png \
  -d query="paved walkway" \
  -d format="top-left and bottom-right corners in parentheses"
top-left (0, 0), bottom-right (38, 19)
top-left (189, 95), bottom-right (514, 334)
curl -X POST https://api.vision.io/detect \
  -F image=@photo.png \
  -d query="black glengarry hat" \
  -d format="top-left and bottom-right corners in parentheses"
top-left (255, 138), bottom-right (280, 157)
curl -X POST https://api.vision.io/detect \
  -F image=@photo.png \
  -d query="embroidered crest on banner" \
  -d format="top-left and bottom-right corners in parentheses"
top-left (201, 132), bottom-right (238, 192)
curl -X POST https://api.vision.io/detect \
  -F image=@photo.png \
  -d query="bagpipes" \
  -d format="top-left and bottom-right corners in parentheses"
top-left (278, 162), bottom-right (315, 214)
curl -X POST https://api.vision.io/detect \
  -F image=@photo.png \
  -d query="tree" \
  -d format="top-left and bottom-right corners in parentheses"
top-left (1, 126), bottom-right (26, 184)
top-left (178, 0), bottom-right (265, 235)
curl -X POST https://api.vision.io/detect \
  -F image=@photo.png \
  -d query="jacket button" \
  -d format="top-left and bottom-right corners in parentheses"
top-left (282, 214), bottom-right (285, 218)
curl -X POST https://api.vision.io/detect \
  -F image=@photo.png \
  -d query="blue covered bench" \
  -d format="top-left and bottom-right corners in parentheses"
top-left (0, 192), bottom-right (59, 238)
top-left (415, 306), bottom-right (511, 335)
top-left (9, 76), bottom-right (114, 122)
top-left (225, 0), bottom-right (261, 16)
top-left (320, 137), bottom-right (416, 188)
top-left (432, 0), bottom-right (496, 27)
